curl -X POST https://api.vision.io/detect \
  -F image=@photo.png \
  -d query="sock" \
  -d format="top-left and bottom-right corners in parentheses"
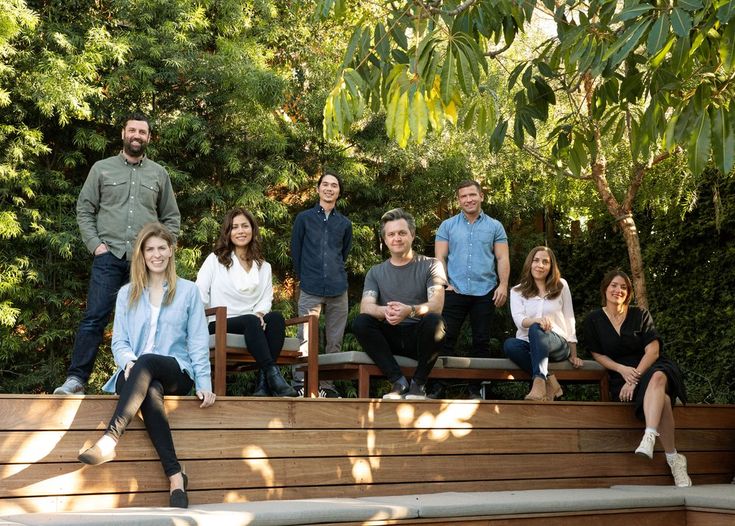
top-left (96, 434), bottom-right (117, 454)
top-left (644, 427), bottom-right (658, 436)
top-left (665, 450), bottom-right (678, 461)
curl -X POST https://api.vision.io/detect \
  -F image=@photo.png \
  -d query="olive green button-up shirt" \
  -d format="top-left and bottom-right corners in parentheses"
top-left (76, 153), bottom-right (181, 260)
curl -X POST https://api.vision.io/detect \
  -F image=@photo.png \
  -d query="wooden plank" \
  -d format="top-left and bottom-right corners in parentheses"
top-left (5, 427), bottom-right (733, 465)
top-left (2, 451), bottom-right (730, 498)
top-left (0, 429), bottom-right (587, 464)
top-left (686, 509), bottom-right (735, 526)
top-left (578, 429), bottom-right (735, 453)
top-left (2, 395), bottom-right (733, 431)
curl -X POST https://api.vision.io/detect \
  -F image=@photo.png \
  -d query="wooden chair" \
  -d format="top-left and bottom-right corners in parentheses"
top-left (205, 306), bottom-right (319, 397)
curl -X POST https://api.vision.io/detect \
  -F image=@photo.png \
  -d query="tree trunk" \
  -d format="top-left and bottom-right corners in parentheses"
top-left (589, 159), bottom-right (649, 309)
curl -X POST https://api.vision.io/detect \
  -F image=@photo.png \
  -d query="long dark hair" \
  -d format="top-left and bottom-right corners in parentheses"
top-left (514, 246), bottom-right (563, 299)
top-left (213, 208), bottom-right (264, 269)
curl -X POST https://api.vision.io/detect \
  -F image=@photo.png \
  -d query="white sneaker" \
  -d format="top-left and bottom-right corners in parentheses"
top-left (634, 431), bottom-right (658, 459)
top-left (53, 377), bottom-right (85, 395)
top-left (667, 453), bottom-right (692, 487)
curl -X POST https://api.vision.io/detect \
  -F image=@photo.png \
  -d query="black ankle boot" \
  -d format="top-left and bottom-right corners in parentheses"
top-left (252, 369), bottom-right (270, 397)
top-left (265, 365), bottom-right (297, 397)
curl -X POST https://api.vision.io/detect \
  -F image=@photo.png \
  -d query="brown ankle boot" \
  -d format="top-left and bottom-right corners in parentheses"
top-left (546, 374), bottom-right (563, 400)
top-left (524, 377), bottom-right (548, 400)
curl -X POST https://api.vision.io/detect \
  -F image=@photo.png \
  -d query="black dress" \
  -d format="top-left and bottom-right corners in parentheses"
top-left (583, 307), bottom-right (686, 419)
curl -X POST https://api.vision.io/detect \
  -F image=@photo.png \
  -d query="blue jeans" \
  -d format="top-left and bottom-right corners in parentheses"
top-left (503, 323), bottom-right (570, 380)
top-left (68, 252), bottom-right (130, 383)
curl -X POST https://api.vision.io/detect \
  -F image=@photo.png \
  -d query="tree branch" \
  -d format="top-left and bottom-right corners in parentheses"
top-left (412, 0), bottom-right (477, 16)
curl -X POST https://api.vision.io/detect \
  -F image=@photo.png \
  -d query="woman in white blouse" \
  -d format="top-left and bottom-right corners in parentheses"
top-left (503, 246), bottom-right (583, 400)
top-left (196, 208), bottom-right (296, 397)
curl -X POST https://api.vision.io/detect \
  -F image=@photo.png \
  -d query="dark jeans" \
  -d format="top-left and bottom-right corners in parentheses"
top-left (441, 289), bottom-right (494, 357)
top-left (352, 313), bottom-right (445, 384)
top-left (108, 353), bottom-right (193, 477)
top-left (68, 252), bottom-right (130, 383)
top-left (208, 312), bottom-right (285, 368)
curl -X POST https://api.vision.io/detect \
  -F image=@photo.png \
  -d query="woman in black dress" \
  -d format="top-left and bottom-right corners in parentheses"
top-left (584, 269), bottom-right (690, 487)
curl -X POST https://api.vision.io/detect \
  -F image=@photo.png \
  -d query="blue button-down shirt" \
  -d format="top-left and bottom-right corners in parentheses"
top-left (291, 203), bottom-right (352, 297)
top-left (104, 278), bottom-right (211, 393)
top-left (435, 211), bottom-right (508, 296)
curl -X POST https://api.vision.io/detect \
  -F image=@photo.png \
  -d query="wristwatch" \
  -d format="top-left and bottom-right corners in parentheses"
top-left (409, 305), bottom-right (416, 318)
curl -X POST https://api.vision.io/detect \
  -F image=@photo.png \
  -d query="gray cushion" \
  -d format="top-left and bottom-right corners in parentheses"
top-left (317, 351), bottom-right (443, 368)
top-left (613, 484), bottom-right (735, 510)
top-left (440, 356), bottom-right (604, 371)
top-left (361, 488), bottom-right (684, 518)
top-left (208, 334), bottom-right (301, 352)
top-left (1, 498), bottom-right (417, 526)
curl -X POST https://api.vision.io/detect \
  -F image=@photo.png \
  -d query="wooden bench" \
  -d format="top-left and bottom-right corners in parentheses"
top-left (206, 306), bottom-right (319, 397)
top-left (311, 352), bottom-right (610, 400)
top-left (1, 394), bottom-right (733, 515)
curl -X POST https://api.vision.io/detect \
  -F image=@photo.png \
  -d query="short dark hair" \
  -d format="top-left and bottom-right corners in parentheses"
top-left (456, 179), bottom-right (483, 194)
top-left (121, 112), bottom-right (151, 131)
top-left (318, 169), bottom-right (343, 195)
top-left (600, 269), bottom-right (634, 306)
top-left (380, 208), bottom-right (416, 238)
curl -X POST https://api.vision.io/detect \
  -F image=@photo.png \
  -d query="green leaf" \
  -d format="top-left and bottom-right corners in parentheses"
top-left (409, 90), bottom-right (428, 144)
top-left (440, 50), bottom-right (456, 105)
top-left (719, 23), bottom-right (735, 71)
top-left (717, 1), bottom-right (735, 23)
top-left (651, 36), bottom-right (676, 67)
top-left (671, 8), bottom-right (692, 37)
top-left (374, 23), bottom-right (390, 62)
top-left (647, 14), bottom-right (670, 55)
top-left (711, 106), bottom-right (734, 174)
top-left (463, 100), bottom-right (477, 131)
top-left (611, 19), bottom-right (652, 66)
top-left (490, 119), bottom-right (508, 153)
top-left (507, 62), bottom-right (526, 89)
top-left (678, 0), bottom-right (703, 10)
top-left (688, 109), bottom-right (711, 175)
top-left (394, 90), bottom-right (410, 148)
top-left (343, 28), bottom-right (362, 68)
top-left (390, 21), bottom-right (408, 50)
top-left (602, 19), bottom-right (650, 62)
top-left (614, 3), bottom-right (654, 22)
top-left (671, 34), bottom-right (690, 70)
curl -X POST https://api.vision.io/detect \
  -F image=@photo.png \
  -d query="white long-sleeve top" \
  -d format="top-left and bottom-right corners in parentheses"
top-left (509, 278), bottom-right (577, 343)
top-left (196, 252), bottom-right (273, 319)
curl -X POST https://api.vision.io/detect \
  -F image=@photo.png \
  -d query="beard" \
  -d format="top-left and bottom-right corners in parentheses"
top-left (123, 137), bottom-right (148, 158)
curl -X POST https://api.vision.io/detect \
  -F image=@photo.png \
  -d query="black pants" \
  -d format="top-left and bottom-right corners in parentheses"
top-left (442, 289), bottom-right (495, 357)
top-left (352, 313), bottom-right (445, 384)
top-left (208, 312), bottom-right (285, 368)
top-left (107, 353), bottom-right (193, 477)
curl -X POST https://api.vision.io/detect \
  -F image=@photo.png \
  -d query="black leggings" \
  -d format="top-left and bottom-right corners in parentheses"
top-left (107, 353), bottom-right (193, 477)
top-left (208, 312), bottom-right (286, 368)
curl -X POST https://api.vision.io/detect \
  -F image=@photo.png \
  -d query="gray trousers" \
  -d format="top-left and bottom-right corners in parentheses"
top-left (294, 289), bottom-right (348, 386)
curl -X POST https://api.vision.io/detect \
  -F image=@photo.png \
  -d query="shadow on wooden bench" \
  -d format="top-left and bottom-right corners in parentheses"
top-left (309, 352), bottom-right (609, 400)
top-left (205, 306), bottom-right (319, 397)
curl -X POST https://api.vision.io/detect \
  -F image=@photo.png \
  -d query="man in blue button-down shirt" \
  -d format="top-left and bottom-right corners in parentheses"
top-left (434, 180), bottom-right (509, 399)
top-left (291, 171), bottom-right (352, 394)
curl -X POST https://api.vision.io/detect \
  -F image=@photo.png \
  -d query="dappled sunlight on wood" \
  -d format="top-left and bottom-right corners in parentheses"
top-left (267, 418), bottom-right (286, 429)
top-left (395, 403), bottom-right (415, 426)
top-left (349, 457), bottom-right (375, 483)
top-left (242, 446), bottom-right (275, 488)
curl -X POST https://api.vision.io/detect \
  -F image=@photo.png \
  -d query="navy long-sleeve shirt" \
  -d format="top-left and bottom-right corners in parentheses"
top-left (291, 204), bottom-right (352, 297)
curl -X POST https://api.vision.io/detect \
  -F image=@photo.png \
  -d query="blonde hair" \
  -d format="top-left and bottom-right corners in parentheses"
top-left (128, 223), bottom-right (177, 307)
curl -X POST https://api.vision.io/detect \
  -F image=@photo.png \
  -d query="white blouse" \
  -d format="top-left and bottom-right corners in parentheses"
top-left (195, 252), bottom-right (273, 319)
top-left (509, 278), bottom-right (577, 343)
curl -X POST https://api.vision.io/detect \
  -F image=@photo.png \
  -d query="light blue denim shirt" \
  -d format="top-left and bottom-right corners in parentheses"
top-left (435, 211), bottom-right (508, 296)
top-left (103, 278), bottom-right (212, 393)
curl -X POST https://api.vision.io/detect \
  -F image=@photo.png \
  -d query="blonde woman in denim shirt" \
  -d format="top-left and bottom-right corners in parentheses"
top-left (77, 223), bottom-right (215, 508)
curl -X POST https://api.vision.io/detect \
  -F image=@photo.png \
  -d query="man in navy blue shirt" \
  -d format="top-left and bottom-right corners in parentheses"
top-left (291, 171), bottom-right (352, 395)
top-left (434, 179), bottom-right (509, 399)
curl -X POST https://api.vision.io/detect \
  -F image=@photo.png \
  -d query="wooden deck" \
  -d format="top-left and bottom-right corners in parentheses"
top-left (1, 395), bottom-right (734, 515)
